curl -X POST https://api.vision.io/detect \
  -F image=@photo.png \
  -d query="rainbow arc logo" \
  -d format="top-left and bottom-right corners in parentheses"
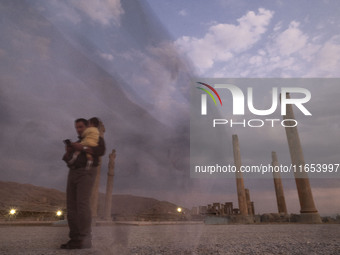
top-left (196, 82), bottom-right (223, 106)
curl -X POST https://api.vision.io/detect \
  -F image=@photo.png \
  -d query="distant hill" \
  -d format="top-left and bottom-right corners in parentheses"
top-left (0, 181), bottom-right (65, 212)
top-left (0, 181), bottom-right (184, 219)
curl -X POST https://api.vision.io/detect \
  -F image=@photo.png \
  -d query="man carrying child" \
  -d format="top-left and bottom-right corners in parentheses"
top-left (61, 117), bottom-right (106, 249)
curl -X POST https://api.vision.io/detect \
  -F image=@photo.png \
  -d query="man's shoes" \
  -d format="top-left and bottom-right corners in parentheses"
top-left (60, 239), bottom-right (92, 249)
top-left (60, 240), bottom-right (81, 249)
top-left (80, 239), bottom-right (92, 249)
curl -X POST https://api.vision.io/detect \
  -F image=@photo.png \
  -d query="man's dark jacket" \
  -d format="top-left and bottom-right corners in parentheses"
top-left (63, 137), bottom-right (106, 169)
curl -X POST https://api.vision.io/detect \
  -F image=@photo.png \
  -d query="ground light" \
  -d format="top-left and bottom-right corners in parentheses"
top-left (9, 209), bottom-right (17, 215)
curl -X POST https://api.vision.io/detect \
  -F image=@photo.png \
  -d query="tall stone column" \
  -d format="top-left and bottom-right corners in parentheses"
top-left (271, 151), bottom-right (288, 214)
top-left (282, 93), bottom-right (321, 223)
top-left (245, 188), bottom-right (253, 215)
top-left (232, 134), bottom-right (248, 216)
top-left (90, 121), bottom-right (105, 220)
top-left (104, 149), bottom-right (116, 220)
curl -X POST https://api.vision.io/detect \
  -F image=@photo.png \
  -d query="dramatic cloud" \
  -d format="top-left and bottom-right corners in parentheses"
top-left (273, 21), bottom-right (308, 56)
top-left (175, 6), bottom-right (340, 78)
top-left (307, 36), bottom-right (340, 76)
top-left (175, 8), bottom-right (274, 72)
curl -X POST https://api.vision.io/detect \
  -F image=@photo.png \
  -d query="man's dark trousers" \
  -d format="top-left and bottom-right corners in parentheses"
top-left (66, 167), bottom-right (97, 242)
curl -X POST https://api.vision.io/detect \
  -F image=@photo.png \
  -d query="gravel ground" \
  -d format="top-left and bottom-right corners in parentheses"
top-left (0, 224), bottom-right (339, 255)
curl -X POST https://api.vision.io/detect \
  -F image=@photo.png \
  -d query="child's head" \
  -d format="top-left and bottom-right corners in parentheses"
top-left (88, 117), bottom-right (100, 127)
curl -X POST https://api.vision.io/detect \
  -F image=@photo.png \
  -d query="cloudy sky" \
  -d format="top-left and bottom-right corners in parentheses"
top-left (1, 0), bottom-right (340, 215)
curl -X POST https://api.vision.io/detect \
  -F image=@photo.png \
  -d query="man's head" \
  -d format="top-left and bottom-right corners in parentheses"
top-left (75, 118), bottom-right (88, 136)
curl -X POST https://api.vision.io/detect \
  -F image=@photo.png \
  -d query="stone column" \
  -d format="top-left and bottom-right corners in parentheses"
top-left (245, 188), bottom-right (253, 215)
top-left (232, 134), bottom-right (248, 216)
top-left (90, 121), bottom-right (105, 220)
top-left (282, 93), bottom-right (321, 223)
top-left (104, 149), bottom-right (116, 220)
top-left (250, 202), bottom-right (255, 215)
top-left (271, 151), bottom-right (288, 214)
